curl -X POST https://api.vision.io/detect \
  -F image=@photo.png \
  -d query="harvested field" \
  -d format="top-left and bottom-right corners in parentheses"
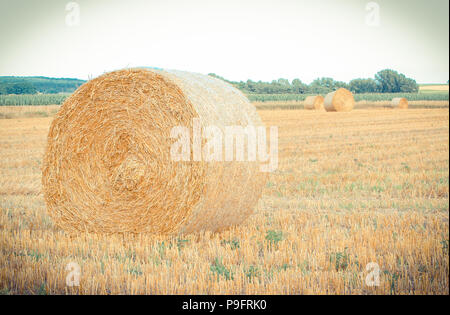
top-left (0, 108), bottom-right (448, 294)
top-left (252, 100), bottom-right (449, 111)
top-left (419, 85), bottom-right (449, 92)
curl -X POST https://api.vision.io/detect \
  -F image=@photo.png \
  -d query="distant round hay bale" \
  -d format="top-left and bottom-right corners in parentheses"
top-left (392, 97), bottom-right (408, 109)
top-left (304, 95), bottom-right (325, 110)
top-left (42, 68), bottom-right (267, 234)
top-left (324, 88), bottom-right (355, 112)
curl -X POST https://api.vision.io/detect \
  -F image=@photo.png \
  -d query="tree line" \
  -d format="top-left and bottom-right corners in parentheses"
top-left (0, 69), bottom-right (419, 95)
top-left (0, 77), bottom-right (85, 95)
top-left (209, 69), bottom-right (419, 94)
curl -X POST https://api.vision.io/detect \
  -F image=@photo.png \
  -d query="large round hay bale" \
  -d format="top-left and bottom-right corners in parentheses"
top-left (42, 68), bottom-right (267, 234)
top-left (324, 88), bottom-right (355, 112)
top-left (304, 95), bottom-right (325, 110)
top-left (392, 97), bottom-right (408, 109)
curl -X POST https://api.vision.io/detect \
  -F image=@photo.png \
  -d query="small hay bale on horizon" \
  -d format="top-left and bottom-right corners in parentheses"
top-left (304, 95), bottom-right (325, 110)
top-left (42, 68), bottom-right (267, 235)
top-left (392, 97), bottom-right (409, 109)
top-left (324, 88), bottom-right (355, 112)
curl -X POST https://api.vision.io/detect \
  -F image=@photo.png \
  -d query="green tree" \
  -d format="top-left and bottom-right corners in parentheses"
top-left (334, 81), bottom-right (350, 90)
top-left (3, 82), bottom-right (37, 95)
top-left (246, 80), bottom-right (257, 93)
top-left (349, 78), bottom-right (379, 93)
top-left (208, 73), bottom-right (230, 83)
top-left (292, 79), bottom-right (309, 94)
top-left (310, 77), bottom-right (348, 94)
top-left (375, 69), bottom-right (418, 93)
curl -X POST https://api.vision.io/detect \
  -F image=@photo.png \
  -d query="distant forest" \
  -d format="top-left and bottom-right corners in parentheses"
top-left (0, 76), bottom-right (85, 95)
top-left (0, 69), bottom-right (419, 95)
top-left (210, 69), bottom-right (420, 94)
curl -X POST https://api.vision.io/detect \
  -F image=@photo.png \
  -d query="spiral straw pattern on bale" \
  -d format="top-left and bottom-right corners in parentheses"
top-left (304, 95), bottom-right (325, 110)
top-left (392, 97), bottom-right (409, 109)
top-left (324, 88), bottom-right (355, 112)
top-left (42, 68), bottom-right (267, 234)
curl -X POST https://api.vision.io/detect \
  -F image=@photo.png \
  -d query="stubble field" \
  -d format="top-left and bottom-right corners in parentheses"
top-left (0, 106), bottom-right (448, 294)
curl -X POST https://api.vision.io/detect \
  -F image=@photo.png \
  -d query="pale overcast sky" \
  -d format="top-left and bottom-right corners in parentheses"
top-left (0, 0), bottom-right (448, 83)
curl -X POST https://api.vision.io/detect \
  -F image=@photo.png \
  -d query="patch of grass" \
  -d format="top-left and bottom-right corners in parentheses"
top-left (339, 202), bottom-right (354, 211)
top-left (28, 250), bottom-right (43, 262)
top-left (221, 238), bottom-right (240, 250)
top-left (177, 238), bottom-right (190, 250)
top-left (371, 185), bottom-right (385, 193)
top-left (441, 239), bottom-right (449, 254)
top-left (126, 249), bottom-right (136, 262)
top-left (276, 263), bottom-right (292, 272)
top-left (401, 162), bottom-right (411, 172)
top-left (418, 264), bottom-right (427, 274)
top-left (329, 249), bottom-right (350, 271)
top-left (383, 270), bottom-right (401, 295)
top-left (0, 287), bottom-right (10, 295)
top-left (265, 230), bottom-right (284, 247)
top-left (37, 282), bottom-right (47, 295)
top-left (210, 258), bottom-right (233, 280)
top-left (128, 265), bottom-right (143, 277)
top-left (157, 241), bottom-right (166, 257)
top-left (245, 265), bottom-right (260, 282)
top-left (298, 260), bottom-right (311, 275)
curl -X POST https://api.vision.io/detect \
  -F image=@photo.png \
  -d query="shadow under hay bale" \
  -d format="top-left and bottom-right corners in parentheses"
top-left (42, 68), bottom-right (267, 234)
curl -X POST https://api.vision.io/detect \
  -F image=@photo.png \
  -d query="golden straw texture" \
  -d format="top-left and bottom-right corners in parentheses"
top-left (304, 95), bottom-right (325, 110)
top-left (42, 68), bottom-right (267, 234)
top-left (392, 97), bottom-right (409, 109)
top-left (324, 88), bottom-right (355, 112)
